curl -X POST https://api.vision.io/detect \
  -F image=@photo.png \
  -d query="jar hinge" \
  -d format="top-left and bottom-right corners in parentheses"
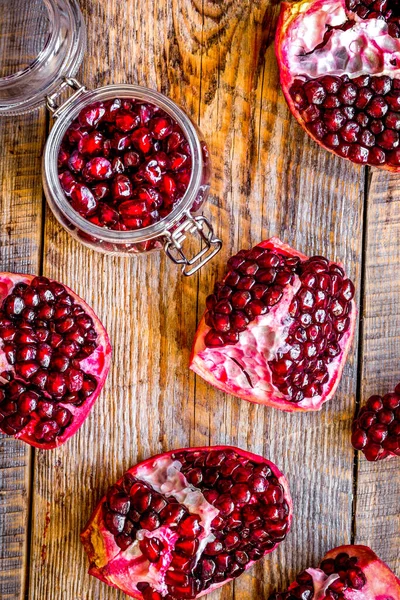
top-left (46, 77), bottom-right (88, 119)
top-left (164, 213), bottom-right (222, 276)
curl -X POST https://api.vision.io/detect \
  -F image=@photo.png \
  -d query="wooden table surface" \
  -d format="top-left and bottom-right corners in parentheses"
top-left (0, 1), bottom-right (399, 599)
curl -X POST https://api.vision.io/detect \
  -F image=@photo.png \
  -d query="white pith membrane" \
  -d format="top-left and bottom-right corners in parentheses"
top-left (304, 570), bottom-right (340, 599)
top-left (0, 273), bottom-right (110, 447)
top-left (281, 0), bottom-right (400, 80)
top-left (89, 457), bottom-right (219, 597)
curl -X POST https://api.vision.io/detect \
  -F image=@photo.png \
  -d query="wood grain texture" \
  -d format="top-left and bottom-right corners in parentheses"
top-left (0, 108), bottom-right (46, 598)
top-left (0, 1), bottom-right (397, 600)
top-left (0, 4), bottom-right (48, 597)
top-left (354, 169), bottom-right (400, 571)
top-left (27, 1), bottom-right (367, 599)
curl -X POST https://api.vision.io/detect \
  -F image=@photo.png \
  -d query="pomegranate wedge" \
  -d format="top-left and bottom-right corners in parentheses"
top-left (352, 383), bottom-right (400, 460)
top-left (269, 545), bottom-right (400, 600)
top-left (276, 0), bottom-right (400, 170)
top-left (0, 274), bottom-right (111, 448)
top-left (81, 446), bottom-right (292, 600)
top-left (190, 238), bottom-right (356, 412)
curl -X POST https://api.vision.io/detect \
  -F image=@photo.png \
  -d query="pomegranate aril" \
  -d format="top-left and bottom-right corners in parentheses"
top-left (79, 131), bottom-right (104, 155)
top-left (139, 537), bottom-right (164, 562)
top-left (79, 102), bottom-right (105, 127)
top-left (178, 515), bottom-right (203, 538)
top-left (34, 419), bottom-right (60, 442)
top-left (175, 538), bottom-right (199, 557)
top-left (160, 504), bottom-right (187, 527)
top-left (17, 391), bottom-right (38, 415)
top-left (139, 510), bottom-right (160, 531)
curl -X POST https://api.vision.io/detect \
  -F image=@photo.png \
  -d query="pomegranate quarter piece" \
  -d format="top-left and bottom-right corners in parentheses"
top-left (276, 0), bottom-right (400, 170)
top-left (269, 545), bottom-right (400, 600)
top-left (190, 238), bottom-right (356, 412)
top-left (352, 383), bottom-right (400, 461)
top-left (81, 446), bottom-right (292, 600)
top-left (0, 274), bottom-right (111, 449)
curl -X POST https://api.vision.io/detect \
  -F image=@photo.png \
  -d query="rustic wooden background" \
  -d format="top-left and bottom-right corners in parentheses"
top-left (0, 1), bottom-right (399, 599)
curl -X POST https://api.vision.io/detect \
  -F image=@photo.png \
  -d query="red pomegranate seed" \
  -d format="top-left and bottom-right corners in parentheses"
top-left (83, 157), bottom-right (113, 180)
top-left (139, 537), bottom-right (164, 562)
top-left (79, 131), bottom-right (104, 155)
top-left (116, 111), bottom-right (140, 132)
top-left (79, 102), bottom-right (106, 127)
top-left (68, 150), bottom-right (85, 173)
top-left (70, 184), bottom-right (98, 216)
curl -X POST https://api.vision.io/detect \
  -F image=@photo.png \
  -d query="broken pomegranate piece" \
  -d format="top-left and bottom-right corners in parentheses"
top-left (275, 0), bottom-right (400, 169)
top-left (81, 446), bottom-right (292, 599)
top-left (269, 544), bottom-right (400, 600)
top-left (58, 98), bottom-right (193, 230)
top-left (190, 237), bottom-right (356, 412)
top-left (0, 273), bottom-right (111, 449)
top-left (352, 383), bottom-right (400, 460)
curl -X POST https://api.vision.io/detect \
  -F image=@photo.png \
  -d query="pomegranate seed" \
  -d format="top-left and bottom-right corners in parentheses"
top-left (175, 538), bottom-right (199, 557)
top-left (18, 391), bottom-right (38, 415)
top-left (178, 515), bottom-right (203, 538)
top-left (83, 157), bottom-right (113, 180)
top-left (68, 150), bottom-right (85, 173)
top-left (79, 131), bottom-right (104, 155)
top-left (70, 184), bottom-right (98, 216)
top-left (139, 537), bottom-right (164, 562)
top-left (150, 117), bottom-right (173, 139)
top-left (79, 102), bottom-right (106, 127)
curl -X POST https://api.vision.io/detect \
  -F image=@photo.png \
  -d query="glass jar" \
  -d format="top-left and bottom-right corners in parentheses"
top-left (0, 0), bottom-right (222, 275)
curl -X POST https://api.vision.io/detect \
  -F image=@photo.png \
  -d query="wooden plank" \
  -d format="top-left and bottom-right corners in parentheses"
top-left (354, 169), bottom-right (400, 572)
top-left (29, 2), bottom-right (365, 600)
top-left (0, 6), bottom-right (48, 599)
top-left (0, 112), bottom-right (46, 599)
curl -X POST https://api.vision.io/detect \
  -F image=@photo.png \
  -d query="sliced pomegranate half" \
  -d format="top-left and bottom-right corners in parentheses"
top-left (81, 446), bottom-right (292, 600)
top-left (276, 0), bottom-right (400, 169)
top-left (0, 274), bottom-right (111, 449)
top-left (352, 383), bottom-right (400, 460)
top-left (269, 544), bottom-right (400, 600)
top-left (190, 238), bottom-right (356, 412)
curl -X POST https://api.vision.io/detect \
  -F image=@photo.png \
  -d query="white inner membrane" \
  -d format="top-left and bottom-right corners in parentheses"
top-left (285, 0), bottom-right (400, 79)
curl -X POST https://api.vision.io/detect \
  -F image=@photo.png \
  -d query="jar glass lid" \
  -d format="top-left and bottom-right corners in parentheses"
top-left (0, 0), bottom-right (86, 115)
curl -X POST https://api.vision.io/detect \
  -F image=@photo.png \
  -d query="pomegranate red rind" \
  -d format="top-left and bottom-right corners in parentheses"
top-left (190, 238), bottom-right (356, 413)
top-left (81, 446), bottom-right (292, 600)
top-left (275, 0), bottom-right (400, 171)
top-left (0, 273), bottom-right (111, 449)
top-left (351, 384), bottom-right (400, 461)
top-left (270, 544), bottom-right (400, 600)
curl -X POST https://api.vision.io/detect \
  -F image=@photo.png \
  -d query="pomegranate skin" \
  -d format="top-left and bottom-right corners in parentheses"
top-left (270, 544), bottom-right (400, 600)
top-left (0, 273), bottom-right (111, 449)
top-left (275, 0), bottom-right (400, 172)
top-left (190, 238), bottom-right (356, 413)
top-left (81, 446), bottom-right (293, 600)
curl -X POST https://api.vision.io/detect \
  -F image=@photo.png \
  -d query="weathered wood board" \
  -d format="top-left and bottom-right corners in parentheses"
top-left (0, 2), bottom-right (398, 600)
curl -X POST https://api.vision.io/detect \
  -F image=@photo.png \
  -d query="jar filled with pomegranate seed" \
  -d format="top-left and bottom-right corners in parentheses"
top-left (0, 0), bottom-right (221, 275)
